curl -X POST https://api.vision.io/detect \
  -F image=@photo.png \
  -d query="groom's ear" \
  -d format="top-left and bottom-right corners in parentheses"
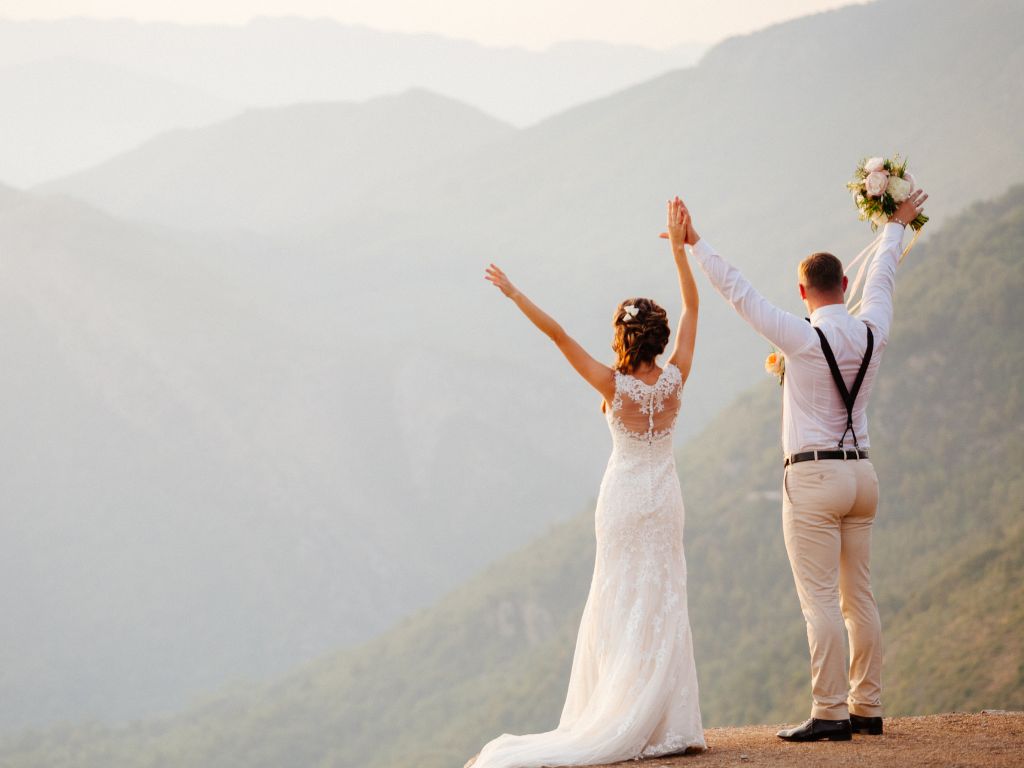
top-left (798, 283), bottom-right (808, 300)
top-left (842, 275), bottom-right (849, 294)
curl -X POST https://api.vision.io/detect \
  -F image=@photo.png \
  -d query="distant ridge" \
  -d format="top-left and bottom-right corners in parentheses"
top-left (0, 17), bottom-right (706, 127)
top-left (0, 55), bottom-right (238, 186)
top-left (40, 88), bottom-right (515, 235)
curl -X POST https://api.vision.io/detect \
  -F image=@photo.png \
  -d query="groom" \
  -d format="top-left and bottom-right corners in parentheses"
top-left (675, 188), bottom-right (927, 741)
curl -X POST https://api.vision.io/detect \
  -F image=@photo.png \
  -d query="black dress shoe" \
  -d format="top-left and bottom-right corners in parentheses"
top-left (777, 717), bottom-right (852, 742)
top-left (850, 714), bottom-right (883, 735)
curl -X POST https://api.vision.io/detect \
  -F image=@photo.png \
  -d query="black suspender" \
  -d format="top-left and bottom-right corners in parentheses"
top-left (812, 323), bottom-right (874, 449)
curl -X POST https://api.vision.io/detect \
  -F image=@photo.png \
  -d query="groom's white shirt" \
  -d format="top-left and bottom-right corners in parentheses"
top-left (691, 223), bottom-right (906, 455)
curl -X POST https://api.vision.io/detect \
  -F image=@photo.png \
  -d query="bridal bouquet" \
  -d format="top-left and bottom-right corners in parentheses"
top-left (847, 155), bottom-right (928, 230)
top-left (844, 154), bottom-right (927, 313)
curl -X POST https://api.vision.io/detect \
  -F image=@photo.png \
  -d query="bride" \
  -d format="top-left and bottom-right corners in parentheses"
top-left (470, 198), bottom-right (705, 767)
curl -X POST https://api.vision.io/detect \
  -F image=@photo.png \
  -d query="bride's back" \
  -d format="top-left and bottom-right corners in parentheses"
top-left (607, 363), bottom-right (683, 444)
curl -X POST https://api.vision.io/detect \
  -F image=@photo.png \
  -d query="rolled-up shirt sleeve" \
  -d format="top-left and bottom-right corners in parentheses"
top-left (691, 238), bottom-right (816, 356)
top-left (856, 222), bottom-right (904, 343)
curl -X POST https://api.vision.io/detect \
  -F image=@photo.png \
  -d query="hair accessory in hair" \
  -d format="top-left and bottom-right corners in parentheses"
top-left (622, 305), bottom-right (639, 321)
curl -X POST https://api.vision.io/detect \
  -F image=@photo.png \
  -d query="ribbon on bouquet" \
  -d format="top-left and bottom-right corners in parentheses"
top-left (845, 226), bottom-right (923, 314)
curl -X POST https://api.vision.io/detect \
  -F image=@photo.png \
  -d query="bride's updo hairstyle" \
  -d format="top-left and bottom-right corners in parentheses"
top-left (611, 297), bottom-right (670, 374)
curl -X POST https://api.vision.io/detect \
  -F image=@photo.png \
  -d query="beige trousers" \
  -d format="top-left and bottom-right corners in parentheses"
top-left (782, 458), bottom-right (883, 720)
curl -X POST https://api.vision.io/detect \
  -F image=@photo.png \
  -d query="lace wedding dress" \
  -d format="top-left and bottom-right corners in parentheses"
top-left (468, 363), bottom-right (705, 768)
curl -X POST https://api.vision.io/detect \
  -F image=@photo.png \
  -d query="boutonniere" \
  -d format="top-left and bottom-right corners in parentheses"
top-left (765, 348), bottom-right (785, 387)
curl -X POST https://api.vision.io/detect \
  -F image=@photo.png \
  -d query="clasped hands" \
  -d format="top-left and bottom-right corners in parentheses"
top-left (659, 196), bottom-right (699, 252)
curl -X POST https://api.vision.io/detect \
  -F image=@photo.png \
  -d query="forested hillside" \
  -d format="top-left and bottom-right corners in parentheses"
top-left (4, 184), bottom-right (1020, 768)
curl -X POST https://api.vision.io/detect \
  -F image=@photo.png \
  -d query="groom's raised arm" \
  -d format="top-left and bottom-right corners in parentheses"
top-left (857, 190), bottom-right (927, 342)
top-left (690, 238), bottom-right (816, 355)
top-left (854, 222), bottom-right (905, 343)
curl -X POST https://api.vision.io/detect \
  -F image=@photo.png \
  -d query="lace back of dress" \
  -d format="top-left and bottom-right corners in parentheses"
top-left (610, 364), bottom-right (683, 441)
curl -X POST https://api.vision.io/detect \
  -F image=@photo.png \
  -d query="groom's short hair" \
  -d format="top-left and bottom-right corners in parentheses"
top-left (799, 252), bottom-right (845, 293)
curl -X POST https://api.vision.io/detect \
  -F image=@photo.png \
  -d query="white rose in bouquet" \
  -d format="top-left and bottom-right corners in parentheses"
top-left (864, 157), bottom-right (887, 173)
top-left (887, 175), bottom-right (912, 203)
top-left (904, 171), bottom-right (916, 192)
top-left (864, 170), bottom-right (890, 198)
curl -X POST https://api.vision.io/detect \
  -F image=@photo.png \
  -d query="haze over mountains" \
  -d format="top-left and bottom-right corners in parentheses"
top-left (0, 57), bottom-right (238, 186)
top-left (0, 16), bottom-right (704, 185)
top-left (0, 184), bottom-right (593, 729)
top-left (42, 90), bottom-right (515, 236)
top-left (1, 0), bottom-right (1021, 746)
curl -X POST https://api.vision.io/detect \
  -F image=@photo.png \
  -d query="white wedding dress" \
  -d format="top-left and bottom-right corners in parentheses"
top-left (470, 363), bottom-right (705, 768)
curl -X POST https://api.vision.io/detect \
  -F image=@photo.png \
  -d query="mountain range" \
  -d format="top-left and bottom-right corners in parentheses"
top-left (1, 0), bottom-right (1022, 738)
top-left (0, 17), bottom-right (704, 186)
top-left (42, 89), bottom-right (514, 236)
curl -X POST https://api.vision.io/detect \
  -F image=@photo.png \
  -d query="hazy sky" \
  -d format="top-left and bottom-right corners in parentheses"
top-left (0, 0), bottom-right (868, 48)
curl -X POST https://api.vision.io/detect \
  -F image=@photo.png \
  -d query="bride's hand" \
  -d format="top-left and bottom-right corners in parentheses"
top-left (484, 263), bottom-right (519, 299)
top-left (659, 197), bottom-right (687, 247)
top-left (659, 196), bottom-right (699, 247)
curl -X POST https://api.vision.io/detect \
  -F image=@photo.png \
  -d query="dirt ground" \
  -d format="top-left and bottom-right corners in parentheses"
top-left (591, 712), bottom-right (1024, 768)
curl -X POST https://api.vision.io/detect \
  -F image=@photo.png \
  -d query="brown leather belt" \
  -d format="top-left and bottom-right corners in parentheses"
top-left (784, 448), bottom-right (869, 468)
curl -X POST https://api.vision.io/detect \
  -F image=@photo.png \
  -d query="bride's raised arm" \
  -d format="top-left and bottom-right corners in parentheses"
top-left (484, 263), bottom-right (615, 403)
top-left (663, 197), bottom-right (699, 383)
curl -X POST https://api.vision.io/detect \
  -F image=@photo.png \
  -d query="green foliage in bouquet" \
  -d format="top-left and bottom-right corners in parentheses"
top-left (848, 154), bottom-right (929, 231)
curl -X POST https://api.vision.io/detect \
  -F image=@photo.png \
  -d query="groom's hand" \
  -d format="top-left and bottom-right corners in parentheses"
top-left (892, 188), bottom-right (928, 226)
top-left (677, 197), bottom-right (700, 246)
